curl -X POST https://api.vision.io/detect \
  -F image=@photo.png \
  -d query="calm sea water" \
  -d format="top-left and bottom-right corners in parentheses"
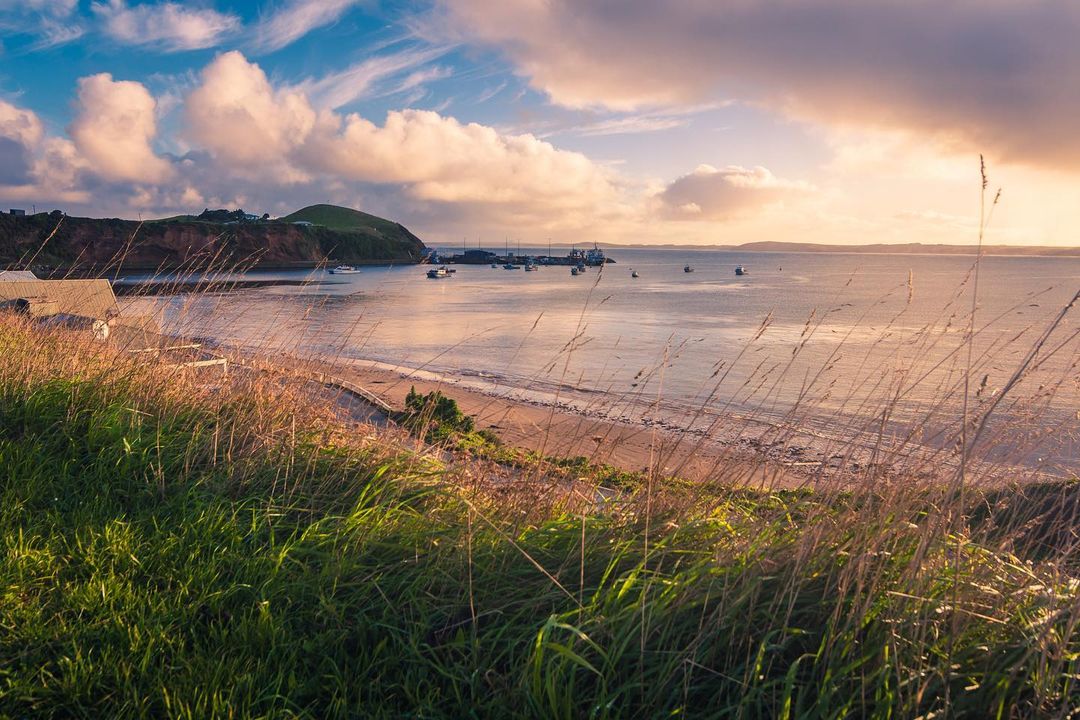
top-left (126, 248), bottom-right (1080, 473)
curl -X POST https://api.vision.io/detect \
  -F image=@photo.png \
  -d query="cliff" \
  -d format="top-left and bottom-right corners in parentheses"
top-left (0, 208), bottom-right (428, 272)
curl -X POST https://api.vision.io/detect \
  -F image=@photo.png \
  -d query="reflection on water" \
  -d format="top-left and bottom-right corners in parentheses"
top-left (123, 248), bottom-right (1080, 474)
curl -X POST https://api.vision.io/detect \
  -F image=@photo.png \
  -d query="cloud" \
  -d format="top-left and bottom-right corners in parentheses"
top-left (251, 0), bottom-right (363, 53)
top-left (184, 51), bottom-right (620, 218)
top-left (0, 98), bottom-right (89, 203)
top-left (92, 0), bottom-right (240, 52)
top-left (69, 73), bottom-right (173, 183)
top-left (0, 0), bottom-right (77, 17)
top-left (295, 46), bottom-right (450, 110)
top-left (0, 0), bottom-right (83, 48)
top-left (435, 0), bottom-right (1080, 169)
top-left (657, 165), bottom-right (808, 220)
top-left (184, 51), bottom-right (317, 179)
top-left (0, 100), bottom-right (45, 147)
top-left (0, 100), bottom-right (44, 185)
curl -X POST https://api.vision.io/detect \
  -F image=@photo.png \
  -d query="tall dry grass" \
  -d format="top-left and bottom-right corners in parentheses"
top-left (3, 189), bottom-right (1080, 716)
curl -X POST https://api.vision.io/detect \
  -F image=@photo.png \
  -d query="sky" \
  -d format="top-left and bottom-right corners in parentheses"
top-left (2, 0), bottom-right (1080, 247)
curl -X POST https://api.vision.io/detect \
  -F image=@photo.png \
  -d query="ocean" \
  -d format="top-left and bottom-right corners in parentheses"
top-left (124, 248), bottom-right (1080, 475)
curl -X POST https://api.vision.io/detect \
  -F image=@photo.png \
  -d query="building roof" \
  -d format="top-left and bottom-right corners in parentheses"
top-left (0, 270), bottom-right (39, 281)
top-left (0, 279), bottom-right (118, 319)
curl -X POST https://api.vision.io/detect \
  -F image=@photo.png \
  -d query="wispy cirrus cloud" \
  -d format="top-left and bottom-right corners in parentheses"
top-left (91, 0), bottom-right (241, 52)
top-left (251, 0), bottom-right (364, 54)
top-left (0, 0), bottom-right (83, 50)
top-left (295, 46), bottom-right (451, 110)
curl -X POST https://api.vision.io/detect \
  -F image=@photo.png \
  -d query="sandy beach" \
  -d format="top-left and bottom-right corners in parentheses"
top-left (213, 346), bottom-right (1062, 491)
top-left (230, 350), bottom-right (916, 490)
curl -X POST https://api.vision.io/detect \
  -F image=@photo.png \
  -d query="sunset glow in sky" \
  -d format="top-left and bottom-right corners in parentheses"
top-left (2, 0), bottom-right (1079, 246)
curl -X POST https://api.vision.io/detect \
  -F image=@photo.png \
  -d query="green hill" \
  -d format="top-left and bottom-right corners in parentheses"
top-left (0, 206), bottom-right (428, 271)
top-left (283, 204), bottom-right (404, 235)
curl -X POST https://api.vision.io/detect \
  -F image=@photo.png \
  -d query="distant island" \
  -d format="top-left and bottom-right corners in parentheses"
top-left (0, 204), bottom-right (428, 273)
top-left (589, 240), bottom-right (1080, 257)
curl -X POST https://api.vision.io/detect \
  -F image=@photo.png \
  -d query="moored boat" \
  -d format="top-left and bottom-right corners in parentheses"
top-left (329, 265), bottom-right (361, 274)
top-left (426, 266), bottom-right (450, 278)
top-left (684, 265), bottom-right (694, 273)
top-left (735, 265), bottom-right (748, 276)
top-left (631, 269), bottom-right (639, 278)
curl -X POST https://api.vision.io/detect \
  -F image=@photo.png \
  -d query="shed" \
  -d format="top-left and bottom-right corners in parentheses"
top-left (0, 279), bottom-right (118, 319)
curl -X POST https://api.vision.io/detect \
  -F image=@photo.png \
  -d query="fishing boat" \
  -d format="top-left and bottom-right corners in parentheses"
top-left (329, 265), bottom-right (361, 274)
top-left (735, 265), bottom-right (748, 276)
top-left (684, 265), bottom-right (694, 273)
top-left (631, 269), bottom-right (639, 278)
top-left (426, 266), bottom-right (450, 279)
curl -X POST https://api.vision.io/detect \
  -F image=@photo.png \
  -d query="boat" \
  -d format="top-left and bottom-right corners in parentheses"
top-left (503, 263), bottom-right (521, 270)
top-left (426, 266), bottom-right (450, 278)
top-left (576, 262), bottom-right (586, 272)
top-left (491, 263), bottom-right (499, 269)
top-left (631, 269), bottom-right (639, 278)
top-left (329, 265), bottom-right (361, 274)
top-left (684, 265), bottom-right (694, 273)
top-left (735, 265), bottom-right (748, 276)
top-left (585, 244), bottom-right (606, 266)
top-left (524, 263), bottom-right (537, 271)
top-left (571, 267), bottom-right (580, 276)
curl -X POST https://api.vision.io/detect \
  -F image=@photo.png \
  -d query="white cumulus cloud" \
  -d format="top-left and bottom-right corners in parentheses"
top-left (184, 51), bottom-right (619, 213)
top-left (658, 165), bottom-right (808, 220)
top-left (69, 73), bottom-right (173, 183)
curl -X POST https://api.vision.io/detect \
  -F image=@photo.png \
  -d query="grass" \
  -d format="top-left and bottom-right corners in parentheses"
top-left (3, 315), bottom-right (1080, 718)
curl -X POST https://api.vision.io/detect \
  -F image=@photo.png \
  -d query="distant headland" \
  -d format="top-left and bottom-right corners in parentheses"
top-left (590, 240), bottom-right (1080, 257)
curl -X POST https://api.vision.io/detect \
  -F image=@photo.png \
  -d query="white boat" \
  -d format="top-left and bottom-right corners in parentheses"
top-left (426, 266), bottom-right (450, 278)
top-left (329, 265), bottom-right (361, 274)
top-left (735, 265), bottom-right (748, 276)
top-left (684, 265), bottom-right (694, 273)
top-left (631, 269), bottom-right (639, 278)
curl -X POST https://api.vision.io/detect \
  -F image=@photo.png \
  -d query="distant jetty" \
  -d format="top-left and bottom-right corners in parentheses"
top-left (439, 245), bottom-right (614, 266)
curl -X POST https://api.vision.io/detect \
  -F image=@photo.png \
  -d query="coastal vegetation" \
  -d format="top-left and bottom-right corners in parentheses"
top-left (2, 313), bottom-right (1080, 718)
top-left (0, 204), bottom-right (427, 272)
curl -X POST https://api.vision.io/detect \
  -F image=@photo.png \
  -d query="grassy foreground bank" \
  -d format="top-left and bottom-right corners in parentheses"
top-left (2, 316), bottom-right (1080, 718)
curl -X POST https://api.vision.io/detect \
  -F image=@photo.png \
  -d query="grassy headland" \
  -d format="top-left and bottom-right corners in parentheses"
top-left (2, 315), bottom-right (1079, 718)
top-left (0, 205), bottom-right (427, 273)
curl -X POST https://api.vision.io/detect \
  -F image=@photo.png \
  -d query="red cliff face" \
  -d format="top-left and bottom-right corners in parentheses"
top-left (0, 213), bottom-right (426, 270)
